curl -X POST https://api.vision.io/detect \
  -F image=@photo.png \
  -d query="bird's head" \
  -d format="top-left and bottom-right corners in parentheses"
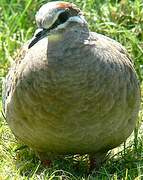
top-left (28, 1), bottom-right (87, 48)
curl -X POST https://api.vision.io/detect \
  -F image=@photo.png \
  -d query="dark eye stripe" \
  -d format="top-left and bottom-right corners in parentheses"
top-left (48, 10), bottom-right (70, 30)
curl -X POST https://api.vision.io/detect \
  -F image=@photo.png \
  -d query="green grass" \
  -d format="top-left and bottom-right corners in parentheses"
top-left (0, 0), bottom-right (143, 179)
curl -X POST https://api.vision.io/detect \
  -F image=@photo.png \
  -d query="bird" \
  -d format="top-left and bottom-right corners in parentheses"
top-left (2, 1), bottom-right (140, 169)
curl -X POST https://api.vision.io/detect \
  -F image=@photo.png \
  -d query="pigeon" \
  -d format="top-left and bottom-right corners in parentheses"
top-left (2, 1), bottom-right (140, 168)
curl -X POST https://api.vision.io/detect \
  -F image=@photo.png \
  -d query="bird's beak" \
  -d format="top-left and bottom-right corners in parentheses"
top-left (28, 28), bottom-right (48, 49)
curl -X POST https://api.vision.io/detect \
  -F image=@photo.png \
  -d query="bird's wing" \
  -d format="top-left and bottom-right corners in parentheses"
top-left (2, 42), bottom-right (29, 115)
top-left (90, 32), bottom-right (133, 62)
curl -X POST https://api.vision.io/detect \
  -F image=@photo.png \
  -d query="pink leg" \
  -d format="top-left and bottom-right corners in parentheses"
top-left (36, 151), bottom-right (53, 167)
top-left (89, 152), bottom-right (107, 171)
top-left (41, 159), bottom-right (52, 167)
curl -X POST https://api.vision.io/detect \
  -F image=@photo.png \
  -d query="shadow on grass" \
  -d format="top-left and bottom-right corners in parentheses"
top-left (13, 140), bottom-right (143, 179)
top-left (14, 146), bottom-right (90, 178)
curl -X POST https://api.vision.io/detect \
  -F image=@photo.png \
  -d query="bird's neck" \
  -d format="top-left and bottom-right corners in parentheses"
top-left (47, 26), bottom-right (89, 58)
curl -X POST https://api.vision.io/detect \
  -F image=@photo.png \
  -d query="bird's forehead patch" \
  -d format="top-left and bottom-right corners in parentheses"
top-left (56, 2), bottom-right (72, 8)
top-left (55, 2), bottom-right (81, 13)
top-left (56, 2), bottom-right (75, 9)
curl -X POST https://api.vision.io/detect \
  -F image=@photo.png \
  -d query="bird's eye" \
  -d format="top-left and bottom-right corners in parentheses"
top-left (47, 10), bottom-right (70, 30)
top-left (58, 11), bottom-right (70, 24)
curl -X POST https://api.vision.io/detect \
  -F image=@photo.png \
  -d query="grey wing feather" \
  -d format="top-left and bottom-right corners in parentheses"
top-left (2, 77), bottom-right (7, 115)
top-left (2, 66), bottom-right (15, 114)
top-left (2, 42), bottom-right (29, 115)
top-left (91, 32), bottom-right (132, 62)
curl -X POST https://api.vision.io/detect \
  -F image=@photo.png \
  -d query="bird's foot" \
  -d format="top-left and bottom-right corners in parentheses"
top-left (89, 152), bottom-right (107, 171)
top-left (36, 151), bottom-right (53, 167)
top-left (41, 159), bottom-right (52, 167)
top-left (89, 158), bottom-right (98, 171)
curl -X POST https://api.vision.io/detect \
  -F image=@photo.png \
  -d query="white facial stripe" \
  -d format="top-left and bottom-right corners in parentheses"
top-left (36, 1), bottom-right (69, 29)
top-left (68, 15), bottom-right (87, 24)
